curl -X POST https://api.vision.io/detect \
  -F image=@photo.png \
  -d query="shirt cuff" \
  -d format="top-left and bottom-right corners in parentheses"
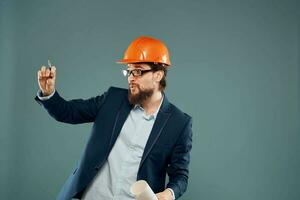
top-left (37, 89), bottom-right (55, 100)
top-left (166, 188), bottom-right (175, 200)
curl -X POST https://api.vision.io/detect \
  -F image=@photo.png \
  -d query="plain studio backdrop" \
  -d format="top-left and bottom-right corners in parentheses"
top-left (0, 0), bottom-right (299, 199)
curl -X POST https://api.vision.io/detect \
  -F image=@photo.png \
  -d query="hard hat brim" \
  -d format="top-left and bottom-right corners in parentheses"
top-left (116, 59), bottom-right (171, 66)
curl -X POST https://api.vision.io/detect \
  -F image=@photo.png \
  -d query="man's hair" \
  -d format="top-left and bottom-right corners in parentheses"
top-left (146, 62), bottom-right (168, 91)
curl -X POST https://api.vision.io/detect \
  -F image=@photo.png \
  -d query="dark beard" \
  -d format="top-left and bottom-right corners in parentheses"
top-left (128, 85), bottom-right (153, 105)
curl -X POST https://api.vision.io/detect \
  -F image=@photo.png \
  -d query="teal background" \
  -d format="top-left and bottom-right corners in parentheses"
top-left (1, 0), bottom-right (299, 199)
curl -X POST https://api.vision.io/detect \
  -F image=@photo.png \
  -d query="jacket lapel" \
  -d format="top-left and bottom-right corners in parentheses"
top-left (109, 92), bottom-right (172, 169)
top-left (139, 95), bottom-right (172, 169)
top-left (109, 95), bottom-right (132, 149)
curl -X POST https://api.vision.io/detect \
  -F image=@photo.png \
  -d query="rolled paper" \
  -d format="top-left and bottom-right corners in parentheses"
top-left (130, 180), bottom-right (158, 200)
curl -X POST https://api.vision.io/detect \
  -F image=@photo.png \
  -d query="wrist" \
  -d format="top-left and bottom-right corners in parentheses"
top-left (37, 89), bottom-right (56, 101)
top-left (42, 90), bottom-right (54, 96)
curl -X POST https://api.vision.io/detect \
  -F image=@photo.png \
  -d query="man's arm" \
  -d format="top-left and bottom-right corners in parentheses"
top-left (35, 89), bottom-right (108, 124)
top-left (166, 117), bottom-right (193, 199)
top-left (35, 65), bottom-right (108, 124)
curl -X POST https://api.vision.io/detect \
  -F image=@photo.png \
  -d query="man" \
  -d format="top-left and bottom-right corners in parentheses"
top-left (35, 36), bottom-right (192, 200)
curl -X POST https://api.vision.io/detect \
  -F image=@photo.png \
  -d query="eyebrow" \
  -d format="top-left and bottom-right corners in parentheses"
top-left (127, 66), bottom-right (144, 70)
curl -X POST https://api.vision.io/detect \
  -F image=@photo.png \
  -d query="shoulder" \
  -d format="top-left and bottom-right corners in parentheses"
top-left (164, 100), bottom-right (193, 145)
top-left (98, 86), bottom-right (128, 105)
top-left (107, 86), bottom-right (127, 94)
top-left (168, 101), bottom-right (192, 127)
top-left (103, 86), bottom-right (128, 98)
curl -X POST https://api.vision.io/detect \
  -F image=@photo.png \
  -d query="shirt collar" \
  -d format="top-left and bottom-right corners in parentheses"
top-left (133, 93), bottom-right (164, 121)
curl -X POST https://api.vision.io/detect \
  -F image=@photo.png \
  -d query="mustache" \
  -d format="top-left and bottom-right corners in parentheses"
top-left (129, 83), bottom-right (139, 88)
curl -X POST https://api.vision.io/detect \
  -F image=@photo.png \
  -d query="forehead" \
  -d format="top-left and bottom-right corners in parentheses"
top-left (127, 63), bottom-right (151, 69)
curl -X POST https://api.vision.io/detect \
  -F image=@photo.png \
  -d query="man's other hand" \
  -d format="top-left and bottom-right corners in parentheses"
top-left (156, 189), bottom-right (173, 200)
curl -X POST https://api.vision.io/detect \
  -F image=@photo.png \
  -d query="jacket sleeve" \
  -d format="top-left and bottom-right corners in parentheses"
top-left (166, 117), bottom-right (193, 199)
top-left (34, 89), bottom-right (108, 124)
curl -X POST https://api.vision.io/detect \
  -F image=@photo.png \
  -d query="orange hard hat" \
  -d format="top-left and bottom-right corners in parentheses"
top-left (116, 36), bottom-right (171, 67)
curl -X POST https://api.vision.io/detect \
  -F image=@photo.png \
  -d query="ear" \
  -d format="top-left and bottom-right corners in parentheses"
top-left (153, 70), bottom-right (163, 82)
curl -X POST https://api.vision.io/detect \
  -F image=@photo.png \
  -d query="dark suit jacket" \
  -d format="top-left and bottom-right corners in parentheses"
top-left (35, 87), bottom-right (192, 200)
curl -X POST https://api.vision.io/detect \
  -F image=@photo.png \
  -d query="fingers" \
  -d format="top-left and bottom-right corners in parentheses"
top-left (40, 66), bottom-right (46, 77)
top-left (50, 66), bottom-right (56, 79)
top-left (37, 70), bottom-right (42, 80)
top-left (39, 66), bottom-right (47, 78)
top-left (38, 65), bottom-right (56, 79)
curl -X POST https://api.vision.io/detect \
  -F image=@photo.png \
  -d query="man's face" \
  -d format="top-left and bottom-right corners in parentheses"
top-left (126, 63), bottom-right (156, 105)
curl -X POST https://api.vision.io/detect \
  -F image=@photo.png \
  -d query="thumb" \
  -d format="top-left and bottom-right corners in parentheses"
top-left (46, 78), bottom-right (55, 86)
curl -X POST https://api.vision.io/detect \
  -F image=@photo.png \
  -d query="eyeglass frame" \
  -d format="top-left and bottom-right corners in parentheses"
top-left (122, 68), bottom-right (154, 77)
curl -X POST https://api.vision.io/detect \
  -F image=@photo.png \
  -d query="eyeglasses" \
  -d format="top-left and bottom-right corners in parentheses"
top-left (122, 69), bottom-right (153, 77)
